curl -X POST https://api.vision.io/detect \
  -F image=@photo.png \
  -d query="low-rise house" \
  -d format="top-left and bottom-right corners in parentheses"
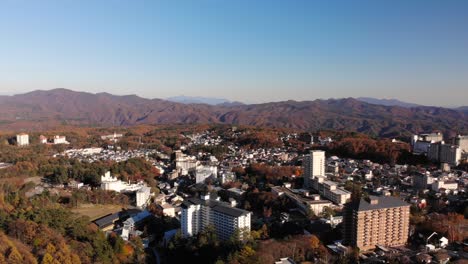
top-left (93, 212), bottom-right (120, 232)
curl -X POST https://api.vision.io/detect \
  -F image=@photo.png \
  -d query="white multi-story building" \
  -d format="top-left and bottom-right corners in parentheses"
top-left (101, 132), bottom-right (123, 142)
top-left (136, 186), bottom-right (152, 208)
top-left (53, 135), bottom-right (69, 144)
top-left (195, 165), bottom-right (217, 183)
top-left (121, 210), bottom-right (151, 241)
top-left (310, 176), bottom-right (351, 205)
top-left (411, 132), bottom-right (443, 155)
top-left (431, 180), bottom-right (458, 192)
top-left (455, 135), bottom-right (468, 154)
top-left (302, 150), bottom-right (350, 205)
top-left (101, 171), bottom-right (152, 208)
top-left (181, 195), bottom-right (251, 240)
top-left (101, 171), bottom-right (125, 192)
top-left (16, 133), bottom-right (29, 146)
top-left (428, 142), bottom-right (462, 166)
top-left (175, 154), bottom-right (199, 175)
top-left (303, 150), bottom-right (325, 188)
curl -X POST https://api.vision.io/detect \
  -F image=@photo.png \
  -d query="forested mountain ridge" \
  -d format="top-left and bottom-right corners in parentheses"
top-left (0, 89), bottom-right (466, 137)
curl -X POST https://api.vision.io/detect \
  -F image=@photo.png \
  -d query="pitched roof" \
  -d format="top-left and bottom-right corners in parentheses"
top-left (93, 212), bottom-right (120, 228)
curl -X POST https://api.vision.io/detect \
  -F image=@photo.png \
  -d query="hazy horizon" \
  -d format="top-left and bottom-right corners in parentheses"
top-left (1, 1), bottom-right (467, 106)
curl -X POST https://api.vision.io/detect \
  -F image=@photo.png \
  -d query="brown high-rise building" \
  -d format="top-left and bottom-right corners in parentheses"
top-left (343, 196), bottom-right (410, 251)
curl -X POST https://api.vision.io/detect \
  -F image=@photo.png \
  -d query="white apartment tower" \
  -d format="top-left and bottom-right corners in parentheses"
top-left (303, 150), bottom-right (325, 188)
top-left (16, 133), bottom-right (29, 146)
top-left (181, 195), bottom-right (251, 240)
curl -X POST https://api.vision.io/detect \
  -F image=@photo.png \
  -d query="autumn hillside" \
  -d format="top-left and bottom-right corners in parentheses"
top-left (0, 89), bottom-right (466, 138)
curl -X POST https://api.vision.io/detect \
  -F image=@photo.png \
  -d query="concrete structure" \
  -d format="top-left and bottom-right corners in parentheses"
top-left (121, 210), bottom-right (151, 240)
top-left (101, 132), bottom-right (123, 142)
top-left (53, 135), bottom-right (69, 144)
top-left (101, 171), bottom-right (126, 192)
top-left (413, 172), bottom-right (435, 190)
top-left (428, 142), bottom-right (462, 166)
top-left (310, 176), bottom-right (351, 205)
top-left (272, 186), bottom-right (332, 215)
top-left (454, 135), bottom-right (468, 153)
top-left (68, 180), bottom-right (84, 189)
top-left (175, 153), bottom-right (199, 175)
top-left (101, 171), bottom-right (152, 208)
top-left (303, 150), bottom-right (325, 188)
top-left (136, 186), bottom-right (152, 208)
top-left (93, 212), bottom-right (120, 231)
top-left (195, 165), bottom-right (217, 183)
top-left (431, 180), bottom-right (458, 192)
top-left (411, 132), bottom-right (443, 155)
top-left (181, 195), bottom-right (251, 240)
top-left (343, 196), bottom-right (410, 251)
top-left (158, 203), bottom-right (176, 217)
top-left (39, 135), bottom-right (48, 144)
top-left (16, 133), bottom-right (29, 146)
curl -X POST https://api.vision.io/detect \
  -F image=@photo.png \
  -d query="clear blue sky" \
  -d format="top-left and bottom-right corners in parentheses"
top-left (0, 0), bottom-right (467, 106)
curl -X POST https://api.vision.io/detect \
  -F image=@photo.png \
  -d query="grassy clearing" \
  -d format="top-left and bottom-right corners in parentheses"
top-left (71, 203), bottom-right (124, 221)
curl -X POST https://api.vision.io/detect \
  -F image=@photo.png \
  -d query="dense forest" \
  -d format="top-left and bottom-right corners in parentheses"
top-left (0, 181), bottom-right (145, 263)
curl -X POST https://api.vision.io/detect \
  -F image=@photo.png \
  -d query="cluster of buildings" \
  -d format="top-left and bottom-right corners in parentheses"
top-left (412, 171), bottom-right (462, 194)
top-left (303, 150), bottom-right (351, 205)
top-left (101, 171), bottom-right (152, 208)
top-left (93, 209), bottom-right (153, 244)
top-left (9, 127), bottom-right (466, 261)
top-left (39, 135), bottom-right (69, 144)
top-left (58, 147), bottom-right (162, 164)
top-left (412, 132), bottom-right (468, 165)
top-left (15, 133), bottom-right (70, 146)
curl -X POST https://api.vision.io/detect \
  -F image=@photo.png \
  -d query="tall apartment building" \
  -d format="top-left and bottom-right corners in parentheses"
top-left (454, 135), bottom-right (468, 154)
top-left (343, 196), bottom-right (410, 251)
top-left (303, 150), bottom-right (325, 188)
top-left (181, 195), bottom-right (251, 240)
top-left (428, 142), bottom-right (462, 166)
top-left (411, 132), bottom-right (443, 155)
top-left (16, 133), bottom-right (29, 146)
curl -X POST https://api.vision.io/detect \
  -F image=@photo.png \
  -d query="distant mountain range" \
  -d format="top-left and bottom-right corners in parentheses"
top-left (166, 95), bottom-right (243, 106)
top-left (356, 97), bottom-right (422, 108)
top-left (0, 89), bottom-right (466, 137)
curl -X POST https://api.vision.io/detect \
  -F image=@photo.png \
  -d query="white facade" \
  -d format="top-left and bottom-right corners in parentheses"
top-left (16, 133), bottom-right (29, 146)
top-left (136, 186), bottom-right (152, 208)
top-left (428, 142), bottom-right (462, 166)
top-left (455, 135), bottom-right (468, 153)
top-left (101, 171), bottom-right (125, 192)
top-left (175, 155), bottom-right (199, 175)
top-left (195, 165), bottom-right (217, 183)
top-left (431, 180), bottom-right (458, 192)
top-left (181, 196), bottom-right (251, 240)
top-left (101, 171), bottom-right (152, 208)
top-left (303, 150), bottom-right (325, 188)
top-left (311, 176), bottom-right (351, 205)
top-left (412, 133), bottom-right (443, 155)
top-left (101, 132), bottom-right (123, 142)
top-left (53, 135), bottom-right (69, 144)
